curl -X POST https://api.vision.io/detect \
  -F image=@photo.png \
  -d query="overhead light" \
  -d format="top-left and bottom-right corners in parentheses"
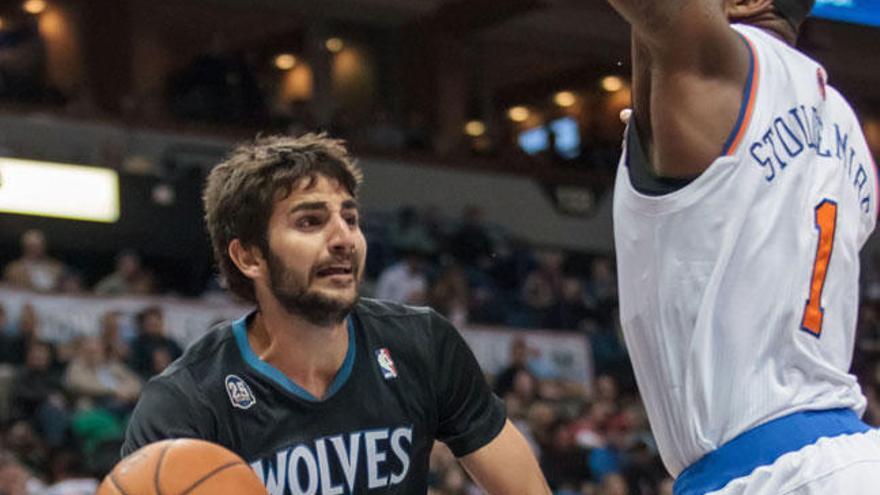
top-left (274, 53), bottom-right (297, 70)
top-left (464, 120), bottom-right (486, 137)
top-left (554, 91), bottom-right (577, 108)
top-left (601, 76), bottom-right (625, 93)
top-left (0, 18), bottom-right (5, 30)
top-left (508, 106), bottom-right (530, 123)
top-left (0, 157), bottom-right (119, 223)
top-left (326, 38), bottom-right (344, 53)
top-left (23, 0), bottom-right (46, 14)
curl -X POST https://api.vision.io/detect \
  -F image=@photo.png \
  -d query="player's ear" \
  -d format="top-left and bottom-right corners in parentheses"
top-left (228, 239), bottom-right (264, 281)
top-left (726, 0), bottom-right (774, 21)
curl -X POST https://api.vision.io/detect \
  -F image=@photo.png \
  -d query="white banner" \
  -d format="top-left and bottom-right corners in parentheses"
top-left (0, 287), bottom-right (592, 383)
top-left (461, 326), bottom-right (592, 383)
top-left (0, 286), bottom-right (249, 346)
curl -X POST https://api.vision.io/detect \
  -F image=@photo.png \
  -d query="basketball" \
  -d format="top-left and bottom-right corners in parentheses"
top-left (96, 439), bottom-right (267, 495)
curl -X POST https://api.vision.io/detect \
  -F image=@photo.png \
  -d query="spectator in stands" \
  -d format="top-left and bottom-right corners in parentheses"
top-left (598, 473), bottom-right (629, 495)
top-left (657, 478), bottom-right (674, 495)
top-left (56, 270), bottom-right (86, 295)
top-left (583, 316), bottom-right (629, 380)
top-left (595, 374), bottom-right (620, 403)
top-left (0, 304), bottom-right (40, 366)
top-left (98, 311), bottom-right (130, 363)
top-left (572, 399), bottom-right (616, 451)
top-left (387, 206), bottom-right (437, 257)
top-left (619, 434), bottom-right (666, 495)
top-left (421, 205), bottom-right (448, 253)
top-left (11, 340), bottom-right (70, 448)
top-left (509, 369), bottom-right (540, 413)
top-left (0, 448), bottom-right (45, 495)
top-left (0, 303), bottom-right (11, 364)
top-left (428, 262), bottom-right (470, 327)
top-left (374, 250), bottom-right (428, 305)
top-left (127, 306), bottom-right (182, 380)
top-left (3, 229), bottom-right (67, 292)
top-left (449, 205), bottom-right (495, 268)
top-left (525, 400), bottom-right (558, 460)
top-left (494, 337), bottom-right (530, 399)
top-left (3, 419), bottom-right (48, 479)
top-left (44, 448), bottom-right (99, 495)
top-left (93, 250), bottom-right (155, 296)
top-left (583, 256), bottom-right (618, 325)
top-left (556, 276), bottom-right (593, 330)
top-left (541, 419), bottom-right (591, 492)
top-left (63, 336), bottom-right (141, 415)
top-left (519, 250), bottom-right (565, 328)
top-left (427, 443), bottom-right (469, 495)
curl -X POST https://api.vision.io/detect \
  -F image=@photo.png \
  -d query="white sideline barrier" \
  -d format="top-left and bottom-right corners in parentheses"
top-left (0, 287), bottom-right (592, 383)
top-left (0, 286), bottom-right (248, 346)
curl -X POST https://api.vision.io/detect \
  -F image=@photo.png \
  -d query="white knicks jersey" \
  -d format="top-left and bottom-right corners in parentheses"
top-left (613, 24), bottom-right (878, 477)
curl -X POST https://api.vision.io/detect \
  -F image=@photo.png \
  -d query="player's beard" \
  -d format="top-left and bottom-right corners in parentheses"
top-left (265, 248), bottom-right (360, 327)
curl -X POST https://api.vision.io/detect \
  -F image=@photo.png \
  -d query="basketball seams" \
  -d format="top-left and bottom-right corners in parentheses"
top-left (102, 439), bottom-right (262, 495)
top-left (109, 473), bottom-right (132, 495)
top-left (177, 461), bottom-right (245, 495)
top-left (154, 440), bottom-right (174, 495)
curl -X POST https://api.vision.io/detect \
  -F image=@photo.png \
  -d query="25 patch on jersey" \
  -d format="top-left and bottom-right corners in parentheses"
top-left (225, 374), bottom-right (256, 409)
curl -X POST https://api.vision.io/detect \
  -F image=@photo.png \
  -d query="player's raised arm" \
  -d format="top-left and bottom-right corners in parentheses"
top-left (605, 0), bottom-right (738, 62)
top-left (605, 0), bottom-right (755, 177)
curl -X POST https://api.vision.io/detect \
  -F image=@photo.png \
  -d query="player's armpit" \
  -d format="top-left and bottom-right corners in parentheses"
top-left (458, 420), bottom-right (550, 495)
top-left (121, 376), bottom-right (212, 458)
top-left (606, 0), bottom-right (733, 60)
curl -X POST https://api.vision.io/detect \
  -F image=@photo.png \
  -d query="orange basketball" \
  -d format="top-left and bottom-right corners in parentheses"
top-left (97, 439), bottom-right (267, 495)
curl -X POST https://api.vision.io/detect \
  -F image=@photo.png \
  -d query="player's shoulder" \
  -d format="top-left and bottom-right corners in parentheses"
top-left (732, 23), bottom-right (820, 73)
top-left (156, 317), bottom-right (240, 382)
top-left (354, 298), bottom-right (455, 340)
top-left (355, 297), bottom-right (436, 319)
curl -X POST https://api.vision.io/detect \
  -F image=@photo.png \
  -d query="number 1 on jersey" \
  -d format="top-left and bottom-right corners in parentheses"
top-left (801, 200), bottom-right (838, 338)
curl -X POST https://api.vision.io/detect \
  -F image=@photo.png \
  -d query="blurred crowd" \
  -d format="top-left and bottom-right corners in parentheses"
top-left (0, 303), bottom-right (181, 494)
top-left (3, 204), bottom-right (621, 337)
top-left (2, 207), bottom-right (880, 495)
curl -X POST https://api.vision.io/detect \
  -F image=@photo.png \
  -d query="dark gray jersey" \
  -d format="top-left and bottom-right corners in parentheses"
top-left (122, 298), bottom-right (505, 494)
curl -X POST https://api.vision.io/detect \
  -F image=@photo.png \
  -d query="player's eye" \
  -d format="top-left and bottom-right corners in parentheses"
top-left (296, 215), bottom-right (323, 229)
top-left (343, 213), bottom-right (359, 227)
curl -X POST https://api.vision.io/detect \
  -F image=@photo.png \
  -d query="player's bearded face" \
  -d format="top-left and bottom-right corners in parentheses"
top-left (264, 246), bottom-right (362, 326)
top-left (261, 176), bottom-right (366, 327)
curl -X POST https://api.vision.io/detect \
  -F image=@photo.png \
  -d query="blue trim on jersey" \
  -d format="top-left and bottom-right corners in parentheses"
top-left (720, 33), bottom-right (756, 155)
top-left (232, 314), bottom-right (356, 402)
top-left (674, 408), bottom-right (871, 495)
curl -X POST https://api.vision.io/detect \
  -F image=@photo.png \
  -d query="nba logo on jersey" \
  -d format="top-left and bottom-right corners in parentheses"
top-left (375, 348), bottom-right (397, 379)
top-left (225, 374), bottom-right (256, 409)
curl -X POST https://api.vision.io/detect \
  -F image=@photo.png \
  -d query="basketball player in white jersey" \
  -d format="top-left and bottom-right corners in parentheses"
top-left (608, 0), bottom-right (880, 493)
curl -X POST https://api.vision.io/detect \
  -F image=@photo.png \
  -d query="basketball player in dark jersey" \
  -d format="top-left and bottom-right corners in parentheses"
top-left (121, 134), bottom-right (550, 494)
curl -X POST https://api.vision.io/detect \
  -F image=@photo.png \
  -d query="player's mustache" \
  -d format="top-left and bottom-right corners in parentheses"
top-left (312, 254), bottom-right (360, 276)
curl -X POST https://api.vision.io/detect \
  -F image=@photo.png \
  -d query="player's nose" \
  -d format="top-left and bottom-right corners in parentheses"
top-left (326, 213), bottom-right (356, 254)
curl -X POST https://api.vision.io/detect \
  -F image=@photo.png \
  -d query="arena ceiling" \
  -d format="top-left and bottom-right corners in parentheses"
top-left (197, 0), bottom-right (880, 108)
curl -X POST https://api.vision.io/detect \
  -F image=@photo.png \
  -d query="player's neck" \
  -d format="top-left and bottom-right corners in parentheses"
top-left (249, 307), bottom-right (350, 400)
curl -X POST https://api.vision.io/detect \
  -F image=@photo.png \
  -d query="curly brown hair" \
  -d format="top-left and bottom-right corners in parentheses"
top-left (203, 133), bottom-right (363, 304)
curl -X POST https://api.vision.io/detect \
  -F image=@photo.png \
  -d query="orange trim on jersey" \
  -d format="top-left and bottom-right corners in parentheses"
top-left (723, 35), bottom-right (760, 156)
